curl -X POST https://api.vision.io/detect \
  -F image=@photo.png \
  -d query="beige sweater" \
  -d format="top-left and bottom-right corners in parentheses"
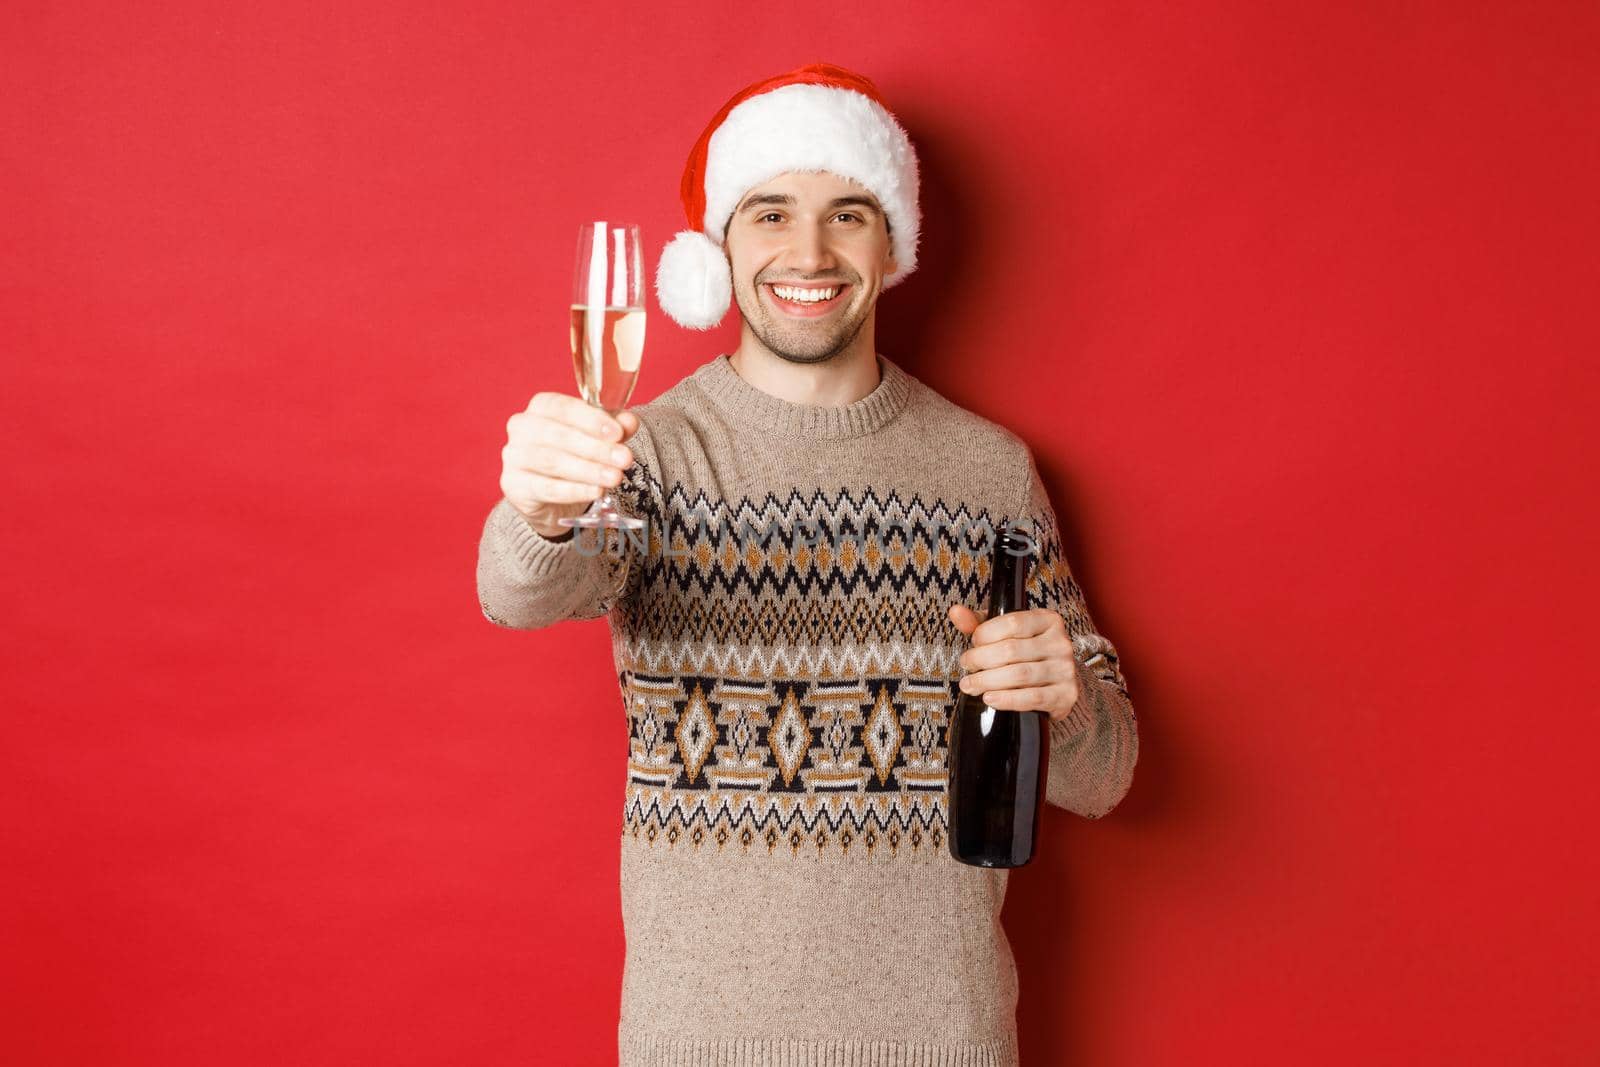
top-left (476, 352), bottom-right (1138, 1066)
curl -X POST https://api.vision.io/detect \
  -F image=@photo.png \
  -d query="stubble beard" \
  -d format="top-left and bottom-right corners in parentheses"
top-left (733, 280), bottom-right (869, 365)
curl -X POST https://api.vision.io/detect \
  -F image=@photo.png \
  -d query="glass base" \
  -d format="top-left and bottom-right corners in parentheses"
top-left (555, 493), bottom-right (645, 530)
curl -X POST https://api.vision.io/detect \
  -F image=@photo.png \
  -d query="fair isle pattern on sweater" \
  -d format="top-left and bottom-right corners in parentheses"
top-left (476, 352), bottom-right (1138, 1067)
top-left (611, 477), bottom-right (1131, 857)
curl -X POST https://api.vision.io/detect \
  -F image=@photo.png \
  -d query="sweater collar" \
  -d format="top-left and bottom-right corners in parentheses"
top-left (692, 352), bottom-right (913, 440)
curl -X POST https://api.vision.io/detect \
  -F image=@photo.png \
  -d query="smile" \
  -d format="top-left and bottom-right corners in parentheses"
top-left (764, 282), bottom-right (850, 317)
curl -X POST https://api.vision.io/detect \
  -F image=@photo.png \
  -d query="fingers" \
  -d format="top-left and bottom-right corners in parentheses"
top-left (957, 657), bottom-right (1060, 696)
top-left (960, 635), bottom-right (1034, 673)
top-left (498, 393), bottom-right (647, 526)
top-left (526, 391), bottom-right (627, 440)
top-left (506, 396), bottom-right (636, 485)
top-left (500, 466), bottom-right (605, 505)
top-left (966, 607), bottom-right (1065, 649)
top-left (971, 685), bottom-right (1068, 714)
top-left (946, 604), bottom-right (985, 634)
top-left (527, 393), bottom-right (642, 444)
top-left (950, 611), bottom-right (1075, 716)
top-left (960, 626), bottom-right (1070, 669)
top-left (503, 430), bottom-right (628, 490)
top-left (956, 611), bottom-right (1074, 703)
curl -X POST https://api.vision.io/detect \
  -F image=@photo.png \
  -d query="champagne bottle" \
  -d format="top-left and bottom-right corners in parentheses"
top-left (947, 526), bottom-right (1050, 867)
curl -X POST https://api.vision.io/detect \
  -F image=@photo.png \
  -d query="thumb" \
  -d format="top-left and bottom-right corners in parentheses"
top-left (947, 603), bottom-right (987, 636)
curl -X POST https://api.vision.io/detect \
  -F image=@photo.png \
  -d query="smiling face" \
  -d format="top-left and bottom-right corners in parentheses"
top-left (722, 170), bottom-right (898, 364)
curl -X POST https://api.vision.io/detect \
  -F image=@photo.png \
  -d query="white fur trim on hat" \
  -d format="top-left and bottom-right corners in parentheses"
top-left (655, 229), bottom-right (733, 330)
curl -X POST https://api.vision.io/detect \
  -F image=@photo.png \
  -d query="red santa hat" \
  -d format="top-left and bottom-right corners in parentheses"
top-left (654, 62), bottom-right (922, 330)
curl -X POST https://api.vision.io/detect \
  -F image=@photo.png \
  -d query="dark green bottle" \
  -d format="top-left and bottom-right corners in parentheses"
top-left (947, 527), bottom-right (1050, 867)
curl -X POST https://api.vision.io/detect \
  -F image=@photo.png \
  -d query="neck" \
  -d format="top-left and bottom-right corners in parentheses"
top-left (729, 314), bottom-right (882, 407)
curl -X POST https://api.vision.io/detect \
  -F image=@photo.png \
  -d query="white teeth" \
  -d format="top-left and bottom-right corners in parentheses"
top-left (772, 285), bottom-right (839, 304)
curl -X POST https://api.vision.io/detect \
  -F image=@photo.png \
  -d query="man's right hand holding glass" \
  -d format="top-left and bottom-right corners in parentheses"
top-left (499, 392), bottom-right (639, 540)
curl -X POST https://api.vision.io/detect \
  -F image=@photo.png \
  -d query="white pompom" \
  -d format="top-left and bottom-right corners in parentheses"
top-left (654, 230), bottom-right (732, 330)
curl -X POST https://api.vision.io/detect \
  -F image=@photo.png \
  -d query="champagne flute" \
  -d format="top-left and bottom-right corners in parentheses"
top-left (559, 221), bottom-right (647, 530)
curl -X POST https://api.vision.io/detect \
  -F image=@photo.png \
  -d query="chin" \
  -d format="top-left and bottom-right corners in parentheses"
top-left (762, 318), bottom-right (865, 363)
top-left (733, 287), bottom-right (868, 363)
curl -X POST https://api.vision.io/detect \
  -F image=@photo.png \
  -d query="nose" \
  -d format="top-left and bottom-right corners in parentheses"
top-left (787, 220), bottom-right (837, 274)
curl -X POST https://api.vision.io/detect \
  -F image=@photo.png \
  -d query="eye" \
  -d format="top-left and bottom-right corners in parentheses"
top-left (834, 213), bottom-right (862, 224)
top-left (758, 212), bottom-right (784, 223)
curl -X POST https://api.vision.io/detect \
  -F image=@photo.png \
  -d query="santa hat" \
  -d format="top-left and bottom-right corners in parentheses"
top-left (654, 62), bottom-right (922, 330)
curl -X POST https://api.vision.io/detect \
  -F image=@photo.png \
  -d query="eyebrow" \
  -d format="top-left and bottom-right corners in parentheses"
top-left (738, 193), bottom-right (882, 217)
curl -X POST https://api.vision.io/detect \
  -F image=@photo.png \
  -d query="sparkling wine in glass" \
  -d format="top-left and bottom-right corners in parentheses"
top-left (559, 221), bottom-right (646, 530)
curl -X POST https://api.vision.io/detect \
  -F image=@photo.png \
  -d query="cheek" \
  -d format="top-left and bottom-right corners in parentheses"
top-left (847, 241), bottom-right (893, 282)
top-left (729, 242), bottom-right (777, 286)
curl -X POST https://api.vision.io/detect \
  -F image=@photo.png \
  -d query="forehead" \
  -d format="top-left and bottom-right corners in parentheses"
top-left (738, 170), bottom-right (879, 208)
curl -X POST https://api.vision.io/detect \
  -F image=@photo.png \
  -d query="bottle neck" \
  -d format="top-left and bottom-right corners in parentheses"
top-left (985, 532), bottom-right (1033, 617)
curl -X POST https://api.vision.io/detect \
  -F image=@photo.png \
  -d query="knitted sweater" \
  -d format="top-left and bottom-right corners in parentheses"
top-left (476, 352), bottom-right (1138, 1066)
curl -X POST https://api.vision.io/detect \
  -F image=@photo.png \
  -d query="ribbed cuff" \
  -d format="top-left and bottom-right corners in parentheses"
top-left (489, 498), bottom-right (587, 580)
top-left (1049, 663), bottom-right (1103, 745)
top-left (619, 1029), bottom-right (1018, 1066)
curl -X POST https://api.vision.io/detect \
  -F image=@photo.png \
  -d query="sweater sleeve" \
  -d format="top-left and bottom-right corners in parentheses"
top-left (475, 427), bottom-right (659, 632)
top-left (1015, 450), bottom-right (1140, 818)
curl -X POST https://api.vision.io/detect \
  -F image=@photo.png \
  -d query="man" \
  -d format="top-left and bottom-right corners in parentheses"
top-left (477, 63), bottom-right (1138, 1066)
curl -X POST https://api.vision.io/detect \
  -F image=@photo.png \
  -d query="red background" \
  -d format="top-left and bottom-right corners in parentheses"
top-left (4, 2), bottom-right (1597, 1064)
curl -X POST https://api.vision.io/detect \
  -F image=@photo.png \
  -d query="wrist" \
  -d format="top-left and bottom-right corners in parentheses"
top-left (519, 509), bottom-right (575, 543)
